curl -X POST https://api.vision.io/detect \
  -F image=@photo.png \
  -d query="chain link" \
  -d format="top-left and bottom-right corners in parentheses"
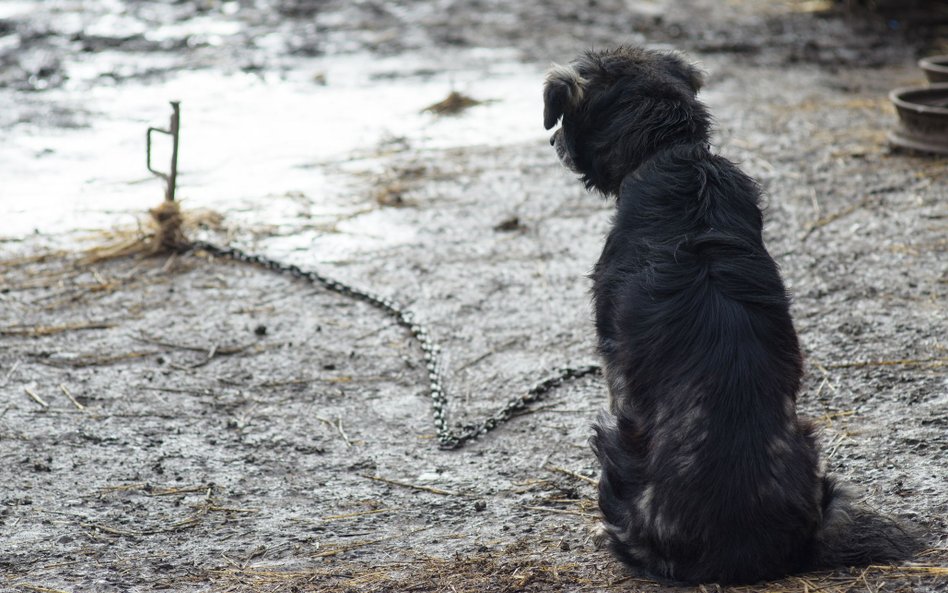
top-left (189, 240), bottom-right (600, 450)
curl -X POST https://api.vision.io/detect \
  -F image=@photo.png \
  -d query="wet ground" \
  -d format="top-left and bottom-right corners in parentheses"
top-left (1, 1), bottom-right (947, 592)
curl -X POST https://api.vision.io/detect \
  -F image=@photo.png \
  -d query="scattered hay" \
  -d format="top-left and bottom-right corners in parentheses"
top-left (0, 251), bottom-right (68, 268)
top-left (824, 356), bottom-right (948, 369)
top-left (0, 321), bottom-right (116, 337)
top-left (375, 181), bottom-right (412, 207)
top-left (374, 164), bottom-right (428, 207)
top-left (546, 465), bottom-right (598, 486)
top-left (79, 200), bottom-right (182, 264)
top-left (791, 0), bottom-right (834, 14)
top-left (423, 91), bottom-right (484, 116)
top-left (813, 97), bottom-right (892, 112)
top-left (800, 196), bottom-right (874, 241)
top-left (202, 542), bottom-right (948, 593)
top-left (361, 473), bottom-right (463, 497)
top-left (80, 201), bottom-right (224, 265)
top-left (15, 584), bottom-right (73, 593)
top-left (210, 543), bottom-right (619, 593)
top-left (28, 350), bottom-right (158, 368)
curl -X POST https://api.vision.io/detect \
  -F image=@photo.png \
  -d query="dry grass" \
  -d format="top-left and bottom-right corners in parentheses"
top-left (0, 321), bottom-right (117, 337)
top-left (200, 545), bottom-right (948, 593)
top-left (208, 542), bottom-right (629, 593)
top-left (79, 201), bottom-right (224, 265)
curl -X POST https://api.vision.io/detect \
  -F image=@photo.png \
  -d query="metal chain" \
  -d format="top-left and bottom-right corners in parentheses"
top-left (189, 240), bottom-right (600, 450)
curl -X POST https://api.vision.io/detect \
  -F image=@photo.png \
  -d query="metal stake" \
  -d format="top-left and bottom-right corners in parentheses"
top-left (146, 101), bottom-right (181, 202)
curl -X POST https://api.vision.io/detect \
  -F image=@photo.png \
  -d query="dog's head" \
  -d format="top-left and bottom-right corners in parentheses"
top-left (543, 46), bottom-right (710, 196)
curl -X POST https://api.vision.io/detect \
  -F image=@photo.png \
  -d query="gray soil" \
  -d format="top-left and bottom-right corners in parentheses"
top-left (1, 1), bottom-right (946, 592)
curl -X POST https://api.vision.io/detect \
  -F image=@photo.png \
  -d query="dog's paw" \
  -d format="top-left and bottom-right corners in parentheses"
top-left (591, 523), bottom-right (610, 550)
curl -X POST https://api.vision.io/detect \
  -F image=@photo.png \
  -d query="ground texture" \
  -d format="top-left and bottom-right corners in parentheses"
top-left (1, 1), bottom-right (946, 592)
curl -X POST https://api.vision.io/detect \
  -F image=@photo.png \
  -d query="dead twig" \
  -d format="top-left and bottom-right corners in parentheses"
top-left (135, 333), bottom-right (253, 370)
top-left (866, 564), bottom-right (948, 575)
top-left (15, 584), bottom-right (74, 593)
top-left (823, 357), bottom-right (948, 370)
top-left (135, 334), bottom-right (252, 370)
top-left (314, 538), bottom-right (385, 559)
top-left (312, 527), bottom-right (431, 559)
top-left (169, 342), bottom-right (221, 370)
top-left (360, 474), bottom-right (461, 497)
top-left (218, 376), bottom-right (312, 388)
top-left (204, 504), bottom-right (259, 514)
top-left (150, 485), bottom-right (211, 497)
top-left (546, 465), bottom-right (598, 486)
top-left (81, 515), bottom-right (202, 537)
top-left (321, 508), bottom-right (398, 522)
top-left (317, 416), bottom-right (352, 447)
top-left (2, 360), bottom-right (21, 386)
top-left (59, 384), bottom-right (84, 411)
top-left (521, 505), bottom-right (598, 519)
top-left (816, 410), bottom-right (856, 425)
top-left (82, 486), bottom-right (251, 537)
top-left (135, 333), bottom-right (249, 355)
top-left (857, 567), bottom-right (876, 593)
top-left (456, 338), bottom-right (520, 372)
top-left (800, 197), bottom-right (872, 241)
top-left (793, 576), bottom-right (828, 593)
top-left (100, 483), bottom-right (209, 497)
top-left (30, 351), bottom-right (158, 368)
top-left (24, 387), bottom-right (48, 409)
top-left (99, 482), bottom-right (148, 493)
top-left (0, 321), bottom-right (116, 337)
top-left (141, 386), bottom-right (214, 395)
top-left (0, 251), bottom-right (67, 268)
top-left (209, 567), bottom-right (334, 582)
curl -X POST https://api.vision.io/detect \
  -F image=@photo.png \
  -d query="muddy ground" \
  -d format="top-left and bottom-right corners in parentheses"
top-left (1, 1), bottom-right (947, 592)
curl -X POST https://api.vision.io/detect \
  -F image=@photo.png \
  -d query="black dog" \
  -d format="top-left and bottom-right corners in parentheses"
top-left (543, 46), bottom-right (917, 585)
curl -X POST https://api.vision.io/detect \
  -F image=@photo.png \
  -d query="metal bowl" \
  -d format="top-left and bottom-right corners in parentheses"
top-left (888, 83), bottom-right (948, 155)
top-left (919, 56), bottom-right (948, 84)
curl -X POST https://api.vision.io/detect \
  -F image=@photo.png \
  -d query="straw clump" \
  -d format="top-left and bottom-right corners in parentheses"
top-left (80, 200), bottom-right (222, 265)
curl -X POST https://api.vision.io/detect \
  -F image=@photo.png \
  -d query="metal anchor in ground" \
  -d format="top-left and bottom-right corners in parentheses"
top-left (147, 100), bottom-right (181, 202)
top-left (145, 101), bottom-right (188, 251)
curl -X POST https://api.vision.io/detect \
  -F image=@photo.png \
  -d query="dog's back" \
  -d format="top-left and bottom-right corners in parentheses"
top-left (592, 146), bottom-right (824, 583)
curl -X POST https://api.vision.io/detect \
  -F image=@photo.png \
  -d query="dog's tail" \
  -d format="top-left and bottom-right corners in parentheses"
top-left (589, 411), bottom-right (657, 569)
top-left (811, 476), bottom-right (921, 569)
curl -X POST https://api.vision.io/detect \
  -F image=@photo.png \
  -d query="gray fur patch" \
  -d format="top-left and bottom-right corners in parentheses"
top-left (605, 365), bottom-right (627, 413)
top-left (637, 484), bottom-right (655, 517)
top-left (783, 397), bottom-right (797, 417)
top-left (545, 63), bottom-right (587, 106)
top-left (652, 510), bottom-right (680, 543)
top-left (767, 434), bottom-right (794, 458)
top-left (543, 63), bottom-right (588, 130)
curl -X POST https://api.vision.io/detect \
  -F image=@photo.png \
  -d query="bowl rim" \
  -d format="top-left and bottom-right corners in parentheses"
top-left (888, 129), bottom-right (948, 155)
top-left (889, 83), bottom-right (948, 115)
top-left (919, 55), bottom-right (948, 74)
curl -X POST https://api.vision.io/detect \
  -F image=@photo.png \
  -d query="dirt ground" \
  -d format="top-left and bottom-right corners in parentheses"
top-left (1, 1), bottom-right (947, 592)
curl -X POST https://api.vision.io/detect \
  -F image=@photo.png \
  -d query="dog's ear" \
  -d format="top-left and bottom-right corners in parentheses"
top-left (663, 51), bottom-right (705, 94)
top-left (543, 63), bottom-right (586, 130)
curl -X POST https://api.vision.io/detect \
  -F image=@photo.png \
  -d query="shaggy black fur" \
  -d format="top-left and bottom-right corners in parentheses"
top-left (543, 46), bottom-right (918, 585)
